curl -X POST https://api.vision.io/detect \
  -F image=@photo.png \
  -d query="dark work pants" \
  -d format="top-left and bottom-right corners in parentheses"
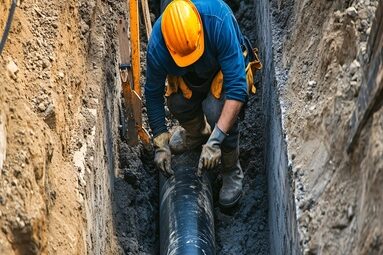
top-left (167, 92), bottom-right (239, 152)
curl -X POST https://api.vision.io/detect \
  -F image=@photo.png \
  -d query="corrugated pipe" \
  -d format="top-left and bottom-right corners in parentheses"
top-left (159, 153), bottom-right (216, 255)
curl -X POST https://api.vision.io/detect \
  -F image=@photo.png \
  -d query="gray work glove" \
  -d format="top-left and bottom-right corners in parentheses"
top-left (153, 132), bottom-right (174, 177)
top-left (197, 125), bottom-right (227, 176)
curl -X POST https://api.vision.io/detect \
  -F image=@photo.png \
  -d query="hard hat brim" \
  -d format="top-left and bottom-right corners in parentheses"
top-left (170, 31), bottom-right (204, 67)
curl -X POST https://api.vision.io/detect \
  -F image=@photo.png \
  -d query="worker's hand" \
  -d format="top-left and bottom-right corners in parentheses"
top-left (153, 132), bottom-right (174, 177)
top-left (197, 126), bottom-right (227, 176)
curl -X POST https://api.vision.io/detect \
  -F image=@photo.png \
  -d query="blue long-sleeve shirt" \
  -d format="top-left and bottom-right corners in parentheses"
top-left (145, 0), bottom-right (248, 136)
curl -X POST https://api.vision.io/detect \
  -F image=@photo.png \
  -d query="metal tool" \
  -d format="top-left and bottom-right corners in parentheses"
top-left (117, 0), bottom-right (154, 145)
top-left (117, 18), bottom-right (150, 145)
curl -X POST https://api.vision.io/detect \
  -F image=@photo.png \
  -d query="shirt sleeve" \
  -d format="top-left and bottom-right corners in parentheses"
top-left (214, 13), bottom-right (248, 102)
top-left (144, 47), bottom-right (168, 137)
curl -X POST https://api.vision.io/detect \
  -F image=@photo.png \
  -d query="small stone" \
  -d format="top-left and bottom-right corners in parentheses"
top-left (38, 102), bottom-right (47, 112)
top-left (6, 60), bottom-right (19, 78)
top-left (334, 10), bottom-right (343, 22)
top-left (308, 80), bottom-right (317, 87)
top-left (80, 22), bottom-right (89, 35)
top-left (351, 73), bottom-right (359, 81)
top-left (58, 71), bottom-right (64, 79)
top-left (349, 60), bottom-right (360, 75)
top-left (346, 7), bottom-right (358, 18)
top-left (366, 27), bottom-right (371, 36)
top-left (42, 59), bottom-right (50, 69)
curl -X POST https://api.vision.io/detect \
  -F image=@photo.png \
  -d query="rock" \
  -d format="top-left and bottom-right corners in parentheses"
top-left (58, 71), bottom-right (64, 79)
top-left (308, 80), bottom-right (317, 87)
top-left (334, 10), bottom-right (343, 22)
top-left (6, 60), bottom-right (19, 79)
top-left (44, 104), bottom-right (56, 129)
top-left (80, 21), bottom-right (89, 35)
top-left (38, 102), bottom-right (47, 112)
top-left (346, 7), bottom-right (358, 18)
top-left (42, 59), bottom-right (50, 69)
top-left (349, 60), bottom-right (360, 75)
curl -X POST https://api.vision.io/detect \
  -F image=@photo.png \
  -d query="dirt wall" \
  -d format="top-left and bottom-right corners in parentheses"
top-left (0, 0), bottom-right (125, 254)
top-left (250, 0), bottom-right (300, 254)
top-left (278, 0), bottom-right (383, 254)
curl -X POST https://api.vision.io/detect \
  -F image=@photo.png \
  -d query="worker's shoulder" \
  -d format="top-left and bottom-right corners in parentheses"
top-left (147, 20), bottom-right (165, 53)
top-left (147, 20), bottom-right (172, 65)
top-left (193, 0), bottom-right (232, 22)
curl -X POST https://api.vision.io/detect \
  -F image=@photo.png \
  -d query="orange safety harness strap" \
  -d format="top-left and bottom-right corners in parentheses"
top-left (165, 48), bottom-right (262, 99)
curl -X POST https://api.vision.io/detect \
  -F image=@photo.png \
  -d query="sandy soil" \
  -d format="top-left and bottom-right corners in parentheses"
top-left (1, 0), bottom-right (90, 253)
top-left (1, 0), bottom-right (124, 254)
top-left (1, 0), bottom-right (382, 254)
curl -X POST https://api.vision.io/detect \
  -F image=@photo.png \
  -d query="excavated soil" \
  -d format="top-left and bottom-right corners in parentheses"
top-left (273, 0), bottom-right (383, 254)
top-left (1, 0), bottom-right (382, 254)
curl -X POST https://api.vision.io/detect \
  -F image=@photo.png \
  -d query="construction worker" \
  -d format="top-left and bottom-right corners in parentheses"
top-left (145, 0), bottom-right (261, 207)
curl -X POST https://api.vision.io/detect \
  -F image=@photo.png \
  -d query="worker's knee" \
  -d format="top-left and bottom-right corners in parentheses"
top-left (167, 93), bottom-right (202, 123)
top-left (202, 93), bottom-right (224, 127)
top-left (202, 93), bottom-right (240, 151)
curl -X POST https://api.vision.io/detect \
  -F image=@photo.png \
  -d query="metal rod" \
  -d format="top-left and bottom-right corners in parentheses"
top-left (159, 152), bottom-right (216, 255)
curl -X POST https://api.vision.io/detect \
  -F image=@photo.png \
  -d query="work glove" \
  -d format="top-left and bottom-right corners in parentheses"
top-left (197, 125), bottom-right (227, 176)
top-left (153, 132), bottom-right (174, 177)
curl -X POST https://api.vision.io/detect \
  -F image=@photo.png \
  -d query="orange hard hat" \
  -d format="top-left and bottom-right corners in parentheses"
top-left (161, 0), bottom-right (204, 67)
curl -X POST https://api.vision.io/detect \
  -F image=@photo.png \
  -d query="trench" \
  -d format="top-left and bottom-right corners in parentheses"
top-left (108, 0), bottom-right (300, 254)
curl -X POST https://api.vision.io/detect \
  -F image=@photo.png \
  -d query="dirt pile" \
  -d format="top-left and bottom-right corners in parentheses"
top-left (274, 0), bottom-right (383, 253)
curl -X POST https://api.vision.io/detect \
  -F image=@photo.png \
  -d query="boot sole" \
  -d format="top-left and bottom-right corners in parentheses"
top-left (219, 191), bottom-right (243, 208)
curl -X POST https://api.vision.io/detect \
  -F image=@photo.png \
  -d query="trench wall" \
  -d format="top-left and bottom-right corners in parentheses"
top-left (253, 0), bottom-right (300, 254)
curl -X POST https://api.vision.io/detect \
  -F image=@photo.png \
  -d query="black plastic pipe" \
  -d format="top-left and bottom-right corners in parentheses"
top-left (0, 0), bottom-right (17, 55)
top-left (159, 153), bottom-right (216, 255)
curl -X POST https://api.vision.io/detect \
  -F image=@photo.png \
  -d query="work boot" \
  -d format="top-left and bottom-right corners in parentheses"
top-left (169, 115), bottom-right (211, 154)
top-left (219, 148), bottom-right (244, 208)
